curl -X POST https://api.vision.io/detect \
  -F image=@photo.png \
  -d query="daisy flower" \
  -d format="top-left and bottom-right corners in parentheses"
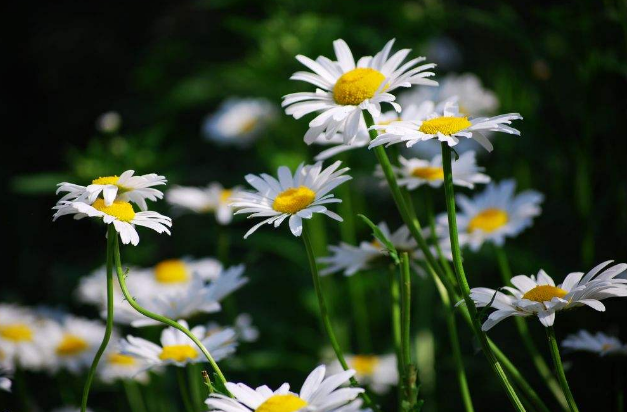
top-left (469, 260), bottom-right (627, 331)
top-left (166, 183), bottom-right (242, 224)
top-left (378, 151), bottom-right (490, 190)
top-left (283, 39), bottom-right (437, 145)
top-left (120, 320), bottom-right (236, 370)
top-left (230, 161), bottom-right (351, 238)
top-left (48, 316), bottom-right (107, 373)
top-left (0, 305), bottom-right (53, 371)
top-left (436, 180), bottom-right (543, 251)
top-left (56, 170), bottom-right (167, 211)
top-left (206, 364), bottom-right (364, 412)
top-left (369, 99), bottom-right (521, 152)
top-left (203, 97), bottom-right (278, 147)
top-left (98, 342), bottom-right (152, 383)
top-left (562, 330), bottom-right (627, 356)
top-left (328, 354), bottom-right (398, 394)
top-left (53, 198), bottom-right (172, 246)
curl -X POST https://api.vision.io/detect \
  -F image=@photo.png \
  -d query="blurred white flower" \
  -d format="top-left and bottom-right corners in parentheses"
top-left (98, 341), bottom-right (153, 383)
top-left (234, 314), bottom-right (259, 343)
top-left (328, 354), bottom-right (398, 394)
top-left (0, 304), bottom-right (54, 371)
top-left (562, 330), bottom-right (627, 356)
top-left (96, 111), bottom-right (122, 134)
top-left (166, 183), bottom-right (243, 225)
top-left (0, 366), bottom-right (12, 392)
top-left (47, 315), bottom-right (108, 374)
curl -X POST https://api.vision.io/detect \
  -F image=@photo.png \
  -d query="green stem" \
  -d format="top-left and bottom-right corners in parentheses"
top-left (81, 226), bottom-right (116, 412)
top-left (494, 246), bottom-right (569, 411)
top-left (302, 222), bottom-right (379, 412)
top-left (440, 142), bottom-right (526, 412)
top-left (123, 380), bottom-right (147, 412)
top-left (545, 327), bottom-right (580, 412)
top-left (400, 253), bottom-right (420, 410)
top-left (188, 363), bottom-right (203, 410)
top-left (111, 233), bottom-right (229, 391)
top-left (177, 368), bottom-right (195, 412)
top-left (389, 265), bottom-right (403, 410)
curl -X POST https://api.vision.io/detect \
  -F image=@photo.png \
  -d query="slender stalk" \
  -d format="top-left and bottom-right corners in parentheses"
top-left (389, 265), bottom-right (403, 386)
top-left (302, 222), bottom-right (379, 412)
top-left (440, 142), bottom-right (526, 412)
top-left (545, 327), bottom-right (580, 412)
top-left (81, 226), bottom-right (116, 412)
top-left (188, 363), bottom-right (203, 409)
top-left (123, 380), bottom-right (147, 412)
top-left (494, 246), bottom-right (569, 411)
top-left (399, 252), bottom-right (420, 410)
top-left (111, 233), bottom-right (229, 391)
top-left (177, 368), bottom-right (195, 412)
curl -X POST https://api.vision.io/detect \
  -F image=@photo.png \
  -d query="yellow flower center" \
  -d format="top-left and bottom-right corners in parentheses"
top-left (333, 68), bottom-right (386, 106)
top-left (159, 345), bottom-right (198, 362)
top-left (56, 334), bottom-right (89, 356)
top-left (255, 394), bottom-right (308, 412)
top-left (419, 116), bottom-right (472, 136)
top-left (411, 166), bottom-right (444, 181)
top-left (92, 198), bottom-right (136, 222)
top-left (352, 355), bottom-right (379, 376)
top-left (240, 119), bottom-right (258, 134)
top-left (601, 343), bottom-right (614, 351)
top-left (92, 175), bottom-right (120, 185)
top-left (468, 208), bottom-right (508, 233)
top-left (522, 285), bottom-right (568, 303)
top-left (220, 189), bottom-right (233, 204)
top-left (272, 186), bottom-right (316, 214)
top-left (154, 259), bottom-right (189, 284)
top-left (108, 353), bottom-right (137, 366)
top-left (0, 324), bottom-right (34, 342)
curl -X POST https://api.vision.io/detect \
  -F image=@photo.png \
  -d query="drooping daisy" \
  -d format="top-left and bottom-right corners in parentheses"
top-left (0, 305), bottom-right (53, 371)
top-left (328, 354), bottom-right (398, 394)
top-left (469, 260), bottom-right (627, 331)
top-left (369, 99), bottom-right (521, 152)
top-left (206, 364), bottom-right (364, 412)
top-left (166, 183), bottom-right (242, 224)
top-left (120, 320), bottom-right (236, 370)
top-left (53, 198), bottom-right (172, 246)
top-left (230, 161), bottom-right (351, 238)
top-left (377, 151), bottom-right (490, 190)
top-left (283, 39), bottom-right (437, 145)
top-left (98, 342), bottom-right (152, 383)
top-left (203, 98), bottom-right (278, 147)
top-left (436, 180), bottom-right (543, 252)
top-left (56, 170), bottom-right (167, 211)
top-left (562, 330), bottom-right (627, 356)
top-left (48, 316), bottom-right (107, 374)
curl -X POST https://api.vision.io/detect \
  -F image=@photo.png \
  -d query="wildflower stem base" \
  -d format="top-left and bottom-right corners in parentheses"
top-left (546, 326), bottom-right (580, 412)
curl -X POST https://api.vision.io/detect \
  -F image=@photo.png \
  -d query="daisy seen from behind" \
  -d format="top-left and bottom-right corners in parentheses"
top-left (230, 161), bottom-right (351, 238)
top-left (562, 330), bottom-right (627, 356)
top-left (206, 364), bottom-right (364, 412)
top-left (283, 39), bottom-right (437, 145)
top-left (469, 260), bottom-right (627, 331)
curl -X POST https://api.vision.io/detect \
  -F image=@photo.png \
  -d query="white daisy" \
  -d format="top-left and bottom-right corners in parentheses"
top-left (98, 342), bottom-right (152, 383)
top-left (166, 183), bottom-right (242, 224)
top-left (369, 99), bottom-right (521, 152)
top-left (230, 161), bottom-right (351, 238)
top-left (436, 179), bottom-right (543, 251)
top-left (48, 315), bottom-right (107, 374)
top-left (562, 330), bottom-right (627, 356)
top-left (0, 305), bottom-right (54, 371)
top-left (328, 354), bottom-right (398, 394)
top-left (203, 97), bottom-right (278, 147)
top-left (283, 38), bottom-right (437, 145)
top-left (120, 320), bottom-right (236, 370)
top-left (469, 260), bottom-right (627, 331)
top-left (56, 170), bottom-right (167, 211)
top-left (53, 198), bottom-right (172, 246)
top-left (378, 151), bottom-right (490, 190)
top-left (205, 364), bottom-right (364, 412)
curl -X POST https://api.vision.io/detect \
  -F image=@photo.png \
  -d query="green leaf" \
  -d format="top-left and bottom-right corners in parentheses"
top-left (358, 214), bottom-right (400, 265)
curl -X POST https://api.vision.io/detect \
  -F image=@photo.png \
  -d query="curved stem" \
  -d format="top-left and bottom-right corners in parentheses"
top-left (440, 142), bottom-right (526, 412)
top-left (545, 327), bottom-right (580, 412)
top-left (111, 233), bottom-right (229, 391)
top-left (81, 226), bottom-right (115, 412)
top-left (494, 246), bottom-right (569, 411)
top-left (302, 222), bottom-right (380, 412)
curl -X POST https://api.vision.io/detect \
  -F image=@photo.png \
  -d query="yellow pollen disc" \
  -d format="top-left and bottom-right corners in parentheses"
top-left (92, 175), bottom-right (120, 185)
top-left (522, 285), bottom-right (568, 303)
top-left (255, 394), bottom-right (308, 412)
top-left (240, 119), bottom-right (258, 134)
top-left (56, 334), bottom-right (89, 356)
top-left (159, 345), bottom-right (198, 362)
top-left (272, 186), bottom-right (316, 214)
top-left (468, 208), bottom-right (508, 233)
top-left (352, 355), bottom-right (379, 376)
top-left (108, 353), bottom-right (136, 366)
top-left (154, 259), bottom-right (189, 284)
top-left (333, 68), bottom-right (386, 106)
top-left (601, 343), bottom-right (614, 351)
top-left (92, 198), bottom-right (136, 222)
top-left (411, 166), bottom-right (444, 181)
top-left (0, 324), bottom-right (34, 342)
top-left (418, 116), bottom-right (471, 136)
top-left (220, 189), bottom-right (233, 204)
